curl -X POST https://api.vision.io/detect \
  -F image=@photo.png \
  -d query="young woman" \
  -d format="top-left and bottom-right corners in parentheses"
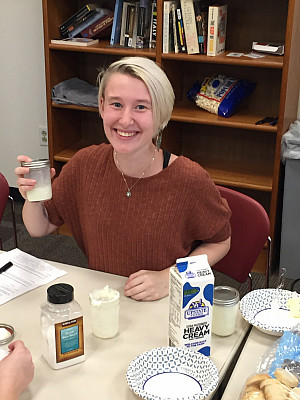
top-left (15, 57), bottom-right (231, 301)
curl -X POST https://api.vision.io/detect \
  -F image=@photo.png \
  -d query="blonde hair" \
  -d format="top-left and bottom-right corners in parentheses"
top-left (98, 57), bottom-right (175, 134)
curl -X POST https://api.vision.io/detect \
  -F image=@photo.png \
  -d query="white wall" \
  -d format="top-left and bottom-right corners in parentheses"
top-left (0, 0), bottom-right (48, 187)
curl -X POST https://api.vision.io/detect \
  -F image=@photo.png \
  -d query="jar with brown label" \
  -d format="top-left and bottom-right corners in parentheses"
top-left (40, 283), bottom-right (85, 369)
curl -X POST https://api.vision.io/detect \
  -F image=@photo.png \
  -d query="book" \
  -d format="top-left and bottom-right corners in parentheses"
top-left (180, 0), bottom-right (199, 54)
top-left (193, 0), bottom-right (208, 54)
top-left (149, 0), bottom-right (157, 49)
top-left (171, 2), bottom-right (180, 53)
top-left (50, 38), bottom-right (99, 46)
top-left (169, 3), bottom-right (175, 52)
top-left (207, 4), bottom-right (227, 56)
top-left (59, 4), bottom-right (99, 38)
top-left (80, 12), bottom-right (114, 39)
top-left (125, 4), bottom-right (136, 47)
top-left (110, 0), bottom-right (125, 45)
top-left (120, 1), bottom-right (135, 46)
top-left (131, 2), bottom-right (140, 48)
top-left (136, 0), bottom-right (152, 49)
top-left (176, 6), bottom-right (187, 52)
top-left (163, 1), bottom-right (176, 53)
top-left (68, 8), bottom-right (113, 38)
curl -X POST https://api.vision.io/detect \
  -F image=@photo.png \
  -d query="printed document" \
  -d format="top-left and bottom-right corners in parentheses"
top-left (0, 249), bottom-right (67, 305)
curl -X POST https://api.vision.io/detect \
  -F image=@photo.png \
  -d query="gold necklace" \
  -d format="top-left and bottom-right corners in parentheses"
top-left (114, 148), bottom-right (156, 198)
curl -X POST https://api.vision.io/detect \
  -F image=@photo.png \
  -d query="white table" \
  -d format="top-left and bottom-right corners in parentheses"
top-left (0, 259), bottom-right (249, 400)
top-left (221, 328), bottom-right (279, 399)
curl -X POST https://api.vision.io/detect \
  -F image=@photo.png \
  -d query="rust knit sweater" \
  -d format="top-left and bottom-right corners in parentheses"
top-left (45, 144), bottom-right (231, 276)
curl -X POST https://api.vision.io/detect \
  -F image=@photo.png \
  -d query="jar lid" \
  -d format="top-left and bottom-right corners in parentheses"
top-left (21, 159), bottom-right (50, 169)
top-left (213, 286), bottom-right (240, 306)
top-left (0, 323), bottom-right (14, 345)
top-left (47, 283), bottom-right (74, 304)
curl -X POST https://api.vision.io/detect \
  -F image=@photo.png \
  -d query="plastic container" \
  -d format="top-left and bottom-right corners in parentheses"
top-left (212, 286), bottom-right (240, 336)
top-left (40, 283), bottom-right (85, 369)
top-left (22, 159), bottom-right (52, 202)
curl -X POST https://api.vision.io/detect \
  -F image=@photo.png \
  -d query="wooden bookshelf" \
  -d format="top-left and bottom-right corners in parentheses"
top-left (42, 0), bottom-right (300, 274)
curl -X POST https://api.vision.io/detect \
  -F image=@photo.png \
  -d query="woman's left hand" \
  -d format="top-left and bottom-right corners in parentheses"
top-left (124, 268), bottom-right (170, 301)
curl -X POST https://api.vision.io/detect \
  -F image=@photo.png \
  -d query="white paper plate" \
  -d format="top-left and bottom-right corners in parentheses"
top-left (126, 346), bottom-right (218, 400)
top-left (240, 289), bottom-right (300, 335)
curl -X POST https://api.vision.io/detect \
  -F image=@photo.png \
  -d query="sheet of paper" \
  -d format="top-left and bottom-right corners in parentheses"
top-left (0, 249), bottom-right (67, 305)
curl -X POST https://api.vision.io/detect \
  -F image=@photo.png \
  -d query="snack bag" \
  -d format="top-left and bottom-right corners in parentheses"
top-left (239, 322), bottom-right (300, 400)
top-left (187, 74), bottom-right (255, 118)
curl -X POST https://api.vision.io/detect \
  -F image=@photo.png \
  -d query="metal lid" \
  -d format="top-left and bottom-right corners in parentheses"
top-left (213, 286), bottom-right (240, 307)
top-left (21, 159), bottom-right (50, 169)
top-left (0, 323), bottom-right (14, 345)
top-left (47, 283), bottom-right (74, 304)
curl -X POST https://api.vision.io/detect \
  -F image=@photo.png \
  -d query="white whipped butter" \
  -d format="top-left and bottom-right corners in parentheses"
top-left (169, 255), bottom-right (214, 356)
top-left (89, 286), bottom-right (120, 339)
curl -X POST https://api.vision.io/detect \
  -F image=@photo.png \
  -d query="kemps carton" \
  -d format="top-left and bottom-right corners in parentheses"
top-left (168, 255), bottom-right (214, 356)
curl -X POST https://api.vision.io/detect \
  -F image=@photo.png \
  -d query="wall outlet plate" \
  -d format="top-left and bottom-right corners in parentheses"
top-left (39, 126), bottom-right (48, 146)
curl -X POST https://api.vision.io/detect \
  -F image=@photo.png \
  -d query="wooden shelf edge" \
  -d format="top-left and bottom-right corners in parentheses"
top-left (162, 51), bottom-right (283, 69)
top-left (51, 102), bottom-right (277, 133)
top-left (212, 177), bottom-right (272, 192)
top-left (52, 102), bottom-right (98, 112)
top-left (49, 41), bottom-right (156, 58)
top-left (172, 105), bottom-right (278, 132)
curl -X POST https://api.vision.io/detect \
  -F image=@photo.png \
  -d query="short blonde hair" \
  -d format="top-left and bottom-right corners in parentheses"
top-left (98, 57), bottom-right (175, 134)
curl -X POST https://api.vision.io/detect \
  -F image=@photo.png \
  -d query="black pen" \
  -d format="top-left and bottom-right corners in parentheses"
top-left (0, 262), bottom-right (13, 274)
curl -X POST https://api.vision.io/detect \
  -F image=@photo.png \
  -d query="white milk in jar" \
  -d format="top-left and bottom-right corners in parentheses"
top-left (22, 159), bottom-right (52, 202)
top-left (89, 286), bottom-right (120, 338)
top-left (212, 286), bottom-right (240, 336)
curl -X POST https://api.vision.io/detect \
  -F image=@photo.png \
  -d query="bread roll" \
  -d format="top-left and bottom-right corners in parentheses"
top-left (290, 387), bottom-right (300, 399)
top-left (274, 368), bottom-right (299, 388)
top-left (265, 383), bottom-right (289, 400)
top-left (246, 374), bottom-right (271, 387)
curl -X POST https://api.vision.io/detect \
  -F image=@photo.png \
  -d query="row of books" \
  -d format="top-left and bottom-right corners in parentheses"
top-left (59, 4), bottom-right (114, 40)
top-left (110, 0), bottom-right (157, 49)
top-left (163, 1), bottom-right (227, 56)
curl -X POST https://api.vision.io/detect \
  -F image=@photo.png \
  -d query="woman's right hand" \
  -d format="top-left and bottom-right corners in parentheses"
top-left (15, 155), bottom-right (56, 200)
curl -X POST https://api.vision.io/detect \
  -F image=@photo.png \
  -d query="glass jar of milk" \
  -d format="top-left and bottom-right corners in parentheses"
top-left (212, 286), bottom-right (240, 336)
top-left (22, 159), bottom-right (52, 202)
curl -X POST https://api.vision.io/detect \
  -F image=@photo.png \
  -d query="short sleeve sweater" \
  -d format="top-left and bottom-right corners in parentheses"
top-left (45, 144), bottom-right (231, 276)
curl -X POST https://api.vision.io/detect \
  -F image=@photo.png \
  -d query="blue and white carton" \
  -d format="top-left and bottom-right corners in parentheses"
top-left (168, 255), bottom-right (214, 356)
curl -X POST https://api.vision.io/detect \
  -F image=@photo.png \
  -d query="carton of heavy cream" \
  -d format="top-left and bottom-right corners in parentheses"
top-left (168, 255), bottom-right (214, 356)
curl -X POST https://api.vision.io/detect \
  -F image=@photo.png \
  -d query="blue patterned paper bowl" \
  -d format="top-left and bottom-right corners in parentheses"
top-left (126, 346), bottom-right (219, 400)
top-left (240, 288), bottom-right (300, 335)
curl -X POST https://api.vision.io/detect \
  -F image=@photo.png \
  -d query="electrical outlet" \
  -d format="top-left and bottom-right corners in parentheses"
top-left (39, 126), bottom-right (48, 146)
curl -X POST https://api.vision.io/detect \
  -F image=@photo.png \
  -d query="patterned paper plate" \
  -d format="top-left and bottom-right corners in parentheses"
top-left (126, 346), bottom-right (219, 400)
top-left (240, 289), bottom-right (300, 335)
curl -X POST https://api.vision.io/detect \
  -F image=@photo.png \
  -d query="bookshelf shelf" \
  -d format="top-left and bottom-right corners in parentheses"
top-left (162, 51), bottom-right (284, 69)
top-left (172, 104), bottom-right (278, 132)
top-left (42, 0), bottom-right (300, 273)
top-left (49, 41), bottom-right (156, 57)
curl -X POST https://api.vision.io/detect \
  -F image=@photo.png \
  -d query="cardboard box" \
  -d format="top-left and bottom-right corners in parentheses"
top-left (168, 255), bottom-right (214, 356)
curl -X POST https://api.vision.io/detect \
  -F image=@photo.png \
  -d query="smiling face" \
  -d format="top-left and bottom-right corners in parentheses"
top-left (99, 73), bottom-right (155, 155)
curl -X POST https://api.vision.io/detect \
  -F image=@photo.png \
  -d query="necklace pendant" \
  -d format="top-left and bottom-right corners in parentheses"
top-left (126, 190), bottom-right (132, 198)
